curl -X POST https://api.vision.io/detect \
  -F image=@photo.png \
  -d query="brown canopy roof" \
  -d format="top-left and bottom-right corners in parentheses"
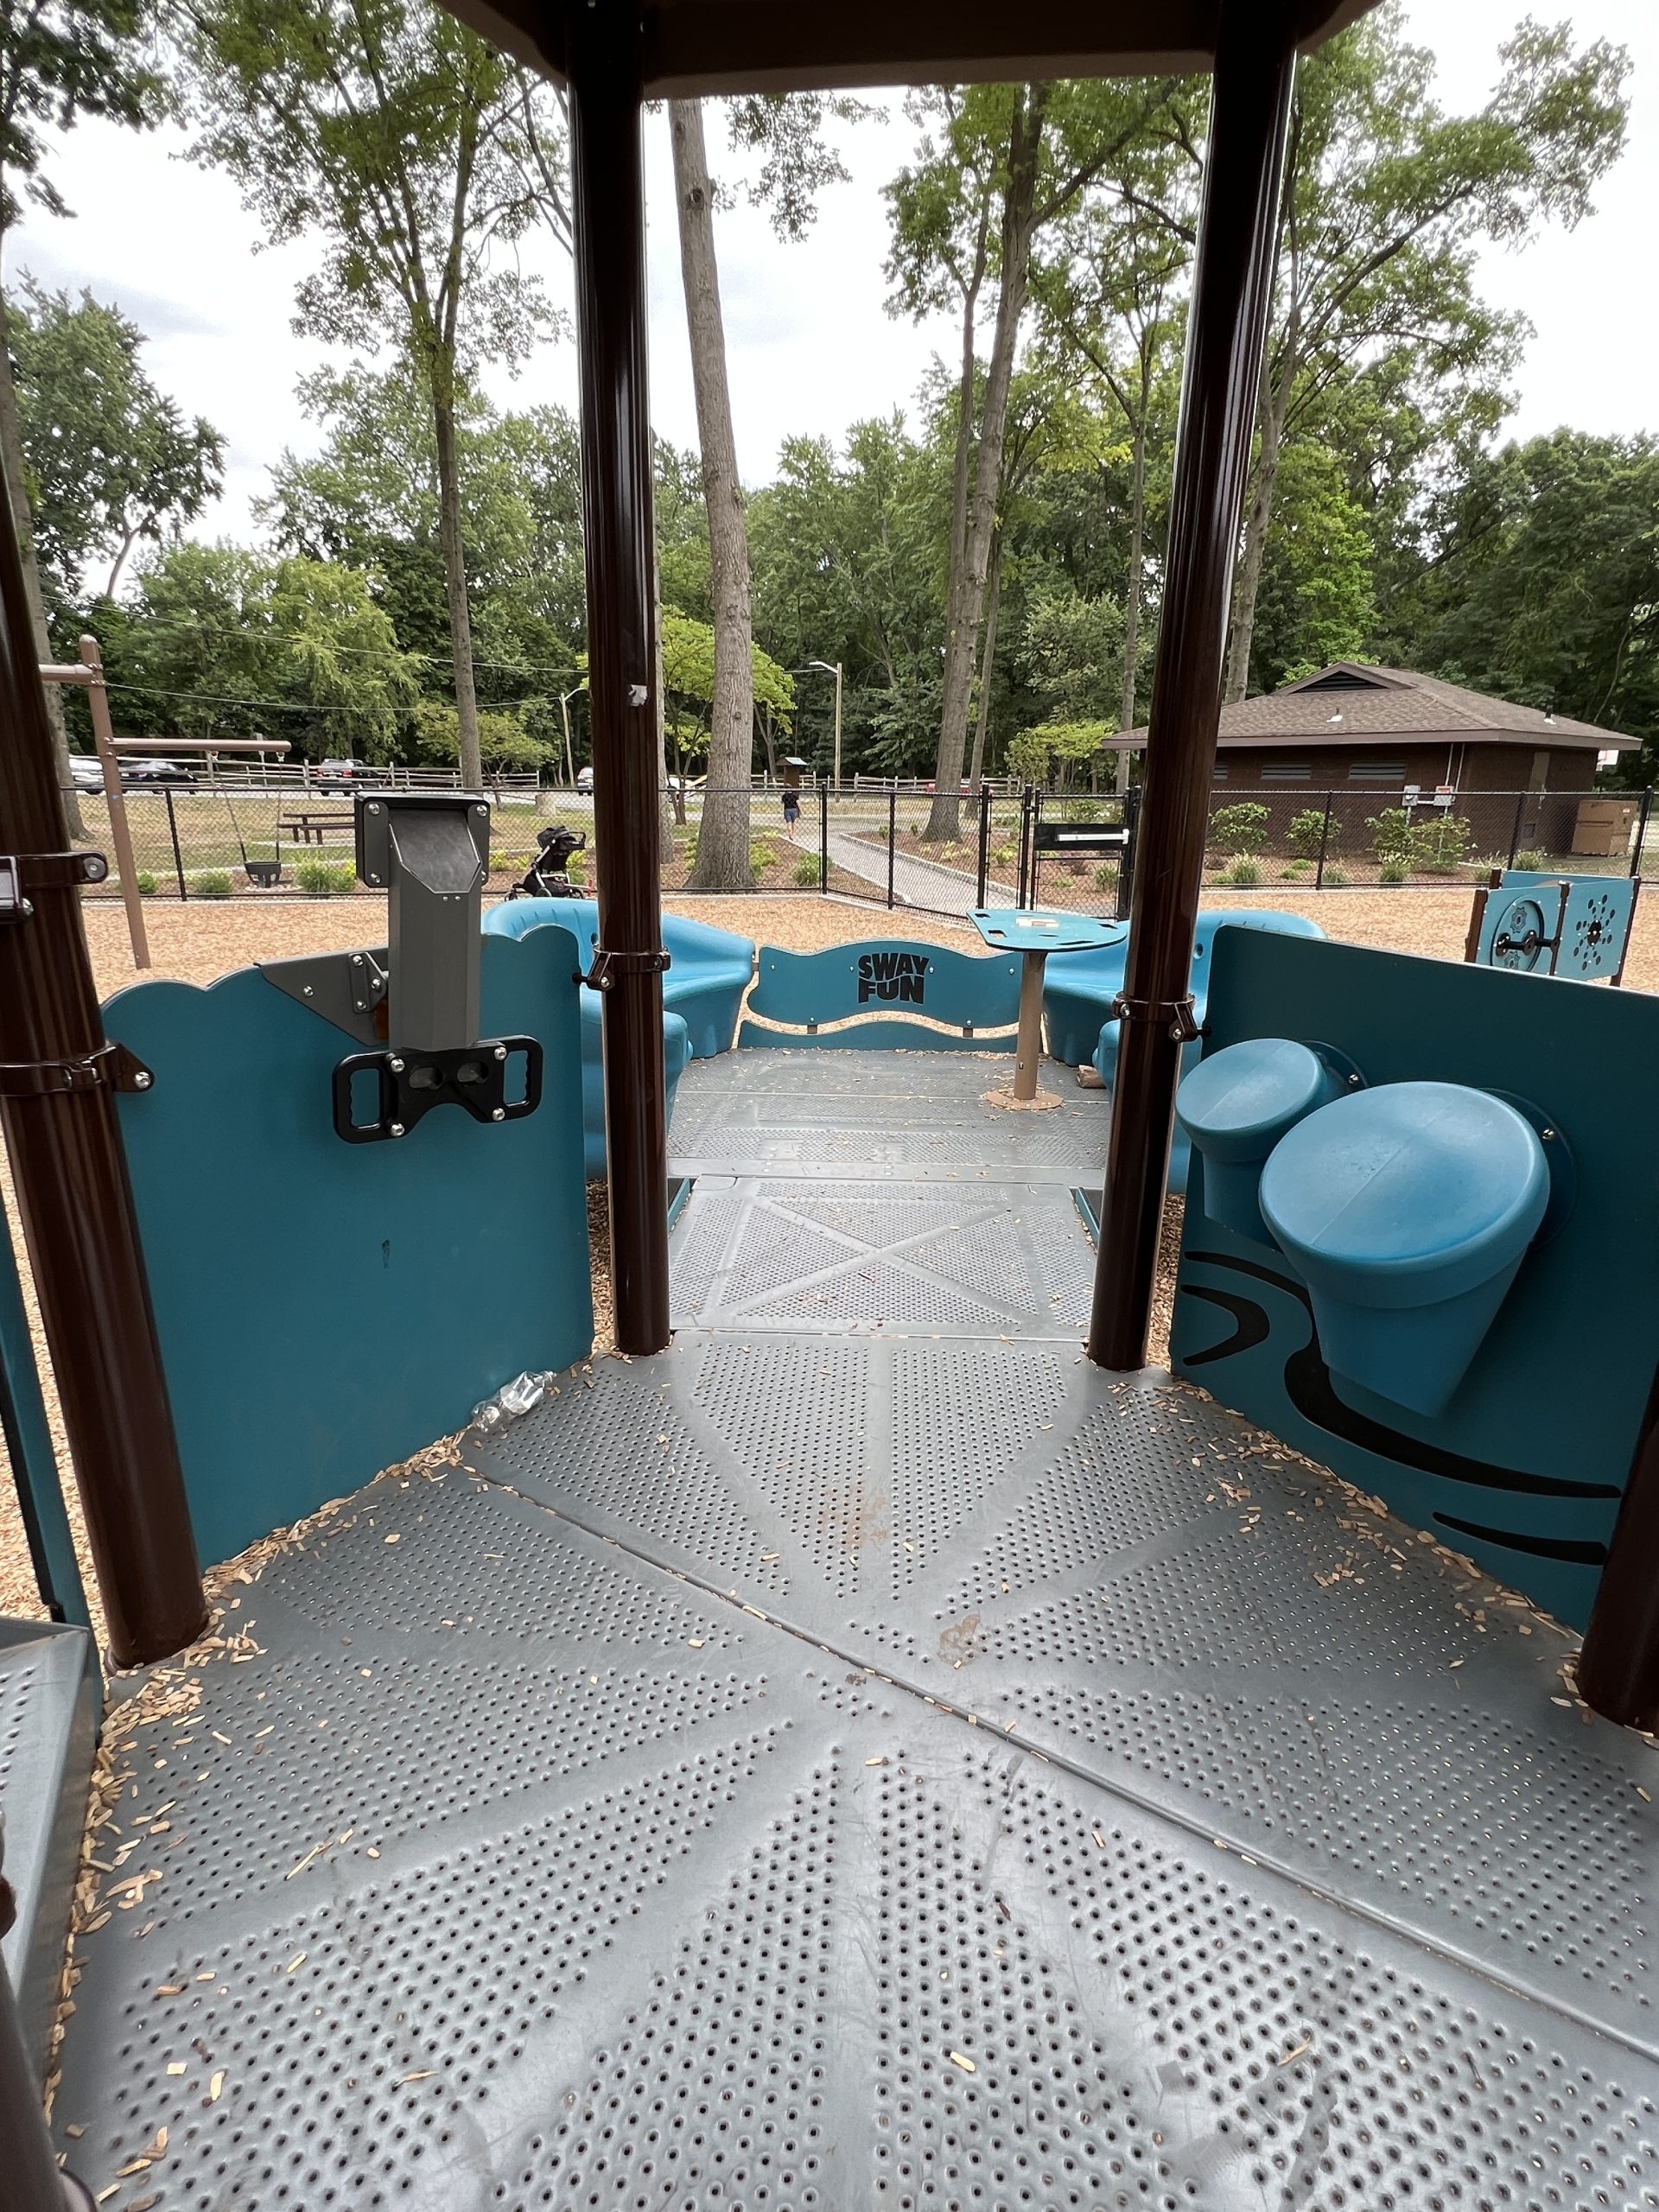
top-left (443, 0), bottom-right (1378, 98)
top-left (1124, 662), bottom-right (1639, 754)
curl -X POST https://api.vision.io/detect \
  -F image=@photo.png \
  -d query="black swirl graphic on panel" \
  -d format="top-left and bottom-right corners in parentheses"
top-left (1183, 1250), bottom-right (1619, 1503)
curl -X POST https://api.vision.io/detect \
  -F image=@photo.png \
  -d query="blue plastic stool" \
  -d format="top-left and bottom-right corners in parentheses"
top-left (1176, 1038), bottom-right (1347, 1242)
top-left (1260, 1082), bottom-right (1548, 1418)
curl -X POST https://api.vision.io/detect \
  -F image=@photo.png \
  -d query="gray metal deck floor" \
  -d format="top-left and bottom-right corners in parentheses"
top-left (52, 1050), bottom-right (1659, 2209)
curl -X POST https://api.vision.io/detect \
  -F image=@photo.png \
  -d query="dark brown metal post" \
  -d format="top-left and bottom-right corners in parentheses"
top-left (1579, 1370), bottom-right (1659, 1726)
top-left (567, 0), bottom-right (671, 1354)
top-left (0, 454), bottom-right (206, 1664)
top-left (1087, 0), bottom-right (1298, 1370)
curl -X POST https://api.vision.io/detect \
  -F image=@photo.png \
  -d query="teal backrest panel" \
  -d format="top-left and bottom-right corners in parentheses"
top-left (1172, 928), bottom-right (1659, 1628)
top-left (103, 928), bottom-right (592, 1567)
top-left (740, 941), bottom-right (1020, 1048)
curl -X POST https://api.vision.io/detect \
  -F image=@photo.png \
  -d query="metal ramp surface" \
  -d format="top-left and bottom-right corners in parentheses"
top-left (50, 1050), bottom-right (1659, 2209)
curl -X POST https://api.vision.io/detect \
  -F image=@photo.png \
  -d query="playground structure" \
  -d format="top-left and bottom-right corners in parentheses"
top-left (5, 0), bottom-right (1659, 2203)
top-left (1465, 864), bottom-right (1642, 982)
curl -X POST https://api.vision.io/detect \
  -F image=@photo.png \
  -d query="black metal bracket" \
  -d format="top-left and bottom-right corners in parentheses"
top-left (1110, 991), bottom-right (1202, 1044)
top-left (0, 849), bottom-right (109, 921)
top-left (585, 945), bottom-right (672, 992)
top-left (0, 1039), bottom-right (152, 1099)
top-left (332, 1036), bottom-right (543, 1144)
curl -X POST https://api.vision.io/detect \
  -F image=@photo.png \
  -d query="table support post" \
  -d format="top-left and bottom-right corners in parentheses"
top-left (1013, 951), bottom-right (1044, 1102)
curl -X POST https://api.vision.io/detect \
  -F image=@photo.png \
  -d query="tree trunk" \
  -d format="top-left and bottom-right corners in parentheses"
top-left (431, 387), bottom-right (483, 787)
top-left (1223, 364), bottom-right (1289, 705)
top-left (671, 99), bottom-right (755, 892)
top-left (926, 85), bottom-right (1047, 842)
top-left (0, 265), bottom-right (83, 836)
top-left (967, 527), bottom-right (1002, 788)
top-left (1117, 411), bottom-right (1147, 795)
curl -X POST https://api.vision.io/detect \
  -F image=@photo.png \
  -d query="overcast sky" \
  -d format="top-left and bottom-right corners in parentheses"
top-left (8, 0), bottom-right (1656, 554)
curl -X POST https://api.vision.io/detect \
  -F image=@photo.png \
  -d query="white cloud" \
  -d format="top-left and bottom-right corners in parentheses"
top-left (7, 1), bottom-right (1655, 554)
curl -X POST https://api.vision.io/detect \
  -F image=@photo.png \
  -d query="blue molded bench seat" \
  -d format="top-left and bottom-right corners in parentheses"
top-left (481, 899), bottom-right (711, 1177)
top-left (482, 898), bottom-right (754, 1058)
top-left (1044, 908), bottom-right (1327, 1070)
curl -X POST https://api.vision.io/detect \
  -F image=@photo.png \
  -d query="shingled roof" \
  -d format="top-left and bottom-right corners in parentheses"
top-left (1124, 662), bottom-right (1638, 753)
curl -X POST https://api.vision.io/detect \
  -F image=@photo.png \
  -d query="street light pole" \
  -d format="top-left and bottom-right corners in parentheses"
top-left (804, 659), bottom-right (843, 788)
top-left (558, 682), bottom-right (586, 787)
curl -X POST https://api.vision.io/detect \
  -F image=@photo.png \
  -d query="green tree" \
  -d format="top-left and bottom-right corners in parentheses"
top-left (1015, 586), bottom-right (1123, 726)
top-left (884, 76), bottom-right (1183, 838)
top-left (178, 0), bottom-right (564, 787)
top-left (263, 362), bottom-right (587, 697)
top-left (10, 279), bottom-right (223, 601)
top-left (1224, 8), bottom-right (1630, 701)
top-left (657, 606), bottom-right (794, 783)
top-left (0, 0), bottom-right (166, 804)
top-left (1248, 439), bottom-right (1375, 689)
top-left (1390, 429), bottom-right (1659, 780)
top-left (96, 541), bottom-right (420, 760)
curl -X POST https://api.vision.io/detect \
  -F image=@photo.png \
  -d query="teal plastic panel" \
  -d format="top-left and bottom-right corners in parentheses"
top-left (102, 929), bottom-right (592, 1567)
top-left (740, 941), bottom-right (1020, 1048)
top-left (1170, 930), bottom-right (1659, 1628)
top-left (0, 1205), bottom-right (86, 1624)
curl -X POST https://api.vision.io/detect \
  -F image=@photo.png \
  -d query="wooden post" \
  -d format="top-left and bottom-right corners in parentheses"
top-left (0, 450), bottom-right (206, 1665)
top-left (1087, 0), bottom-right (1299, 1370)
top-left (35, 639), bottom-right (149, 970)
top-left (568, 0), bottom-right (671, 1355)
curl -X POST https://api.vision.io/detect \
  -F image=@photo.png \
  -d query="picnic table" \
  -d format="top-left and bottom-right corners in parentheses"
top-left (277, 810), bottom-right (354, 846)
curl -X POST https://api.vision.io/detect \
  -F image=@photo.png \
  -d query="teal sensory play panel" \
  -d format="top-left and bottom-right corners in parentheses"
top-left (740, 940), bottom-right (1020, 1048)
top-left (102, 927), bottom-right (592, 1567)
top-left (1171, 928), bottom-right (1659, 1630)
top-left (1467, 869), bottom-right (1639, 982)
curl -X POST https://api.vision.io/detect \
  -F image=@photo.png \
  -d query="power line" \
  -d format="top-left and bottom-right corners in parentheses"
top-left (105, 613), bottom-right (583, 679)
top-left (105, 681), bottom-right (574, 715)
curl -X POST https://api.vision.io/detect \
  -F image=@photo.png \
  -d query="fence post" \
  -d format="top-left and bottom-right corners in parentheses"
top-left (1314, 791), bottom-right (1333, 890)
top-left (1505, 791), bottom-right (1526, 868)
top-left (1633, 788), bottom-right (1652, 880)
top-left (1116, 785), bottom-right (1140, 923)
top-left (887, 790), bottom-right (896, 909)
top-left (976, 783), bottom-right (990, 908)
top-left (164, 786), bottom-right (188, 899)
top-left (818, 780), bottom-right (829, 892)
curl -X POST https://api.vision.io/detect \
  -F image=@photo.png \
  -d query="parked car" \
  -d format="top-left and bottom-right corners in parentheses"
top-left (69, 756), bottom-right (104, 791)
top-left (121, 759), bottom-right (196, 788)
top-left (575, 765), bottom-right (594, 791)
top-left (313, 758), bottom-right (362, 791)
top-left (925, 780), bottom-right (975, 795)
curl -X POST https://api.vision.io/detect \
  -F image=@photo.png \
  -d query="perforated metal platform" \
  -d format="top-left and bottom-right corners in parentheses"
top-left (52, 1051), bottom-right (1659, 2209)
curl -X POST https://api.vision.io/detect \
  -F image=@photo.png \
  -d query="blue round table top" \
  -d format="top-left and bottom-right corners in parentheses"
top-left (970, 908), bottom-right (1128, 956)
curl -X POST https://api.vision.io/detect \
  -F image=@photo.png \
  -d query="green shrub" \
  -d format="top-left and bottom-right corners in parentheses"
top-left (193, 869), bottom-right (233, 899)
top-left (1324, 864), bottom-right (1351, 887)
top-left (1092, 862), bottom-right (1119, 892)
top-left (1208, 802), bottom-right (1269, 855)
top-left (1367, 807), bottom-right (1414, 864)
top-left (1513, 849), bottom-right (1548, 872)
top-left (1410, 814), bottom-right (1471, 874)
top-left (1287, 807), bottom-right (1334, 861)
top-left (1219, 853), bottom-right (1262, 888)
top-left (1281, 860), bottom-right (1311, 880)
top-left (1378, 857), bottom-right (1409, 885)
top-left (749, 840), bottom-right (776, 874)
top-left (992, 845), bottom-right (1016, 867)
top-left (135, 870), bottom-right (157, 896)
top-left (792, 854), bottom-right (821, 888)
top-left (296, 859), bottom-right (356, 898)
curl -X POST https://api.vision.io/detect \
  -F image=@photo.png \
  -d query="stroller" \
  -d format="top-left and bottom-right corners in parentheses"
top-left (510, 823), bottom-right (588, 899)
